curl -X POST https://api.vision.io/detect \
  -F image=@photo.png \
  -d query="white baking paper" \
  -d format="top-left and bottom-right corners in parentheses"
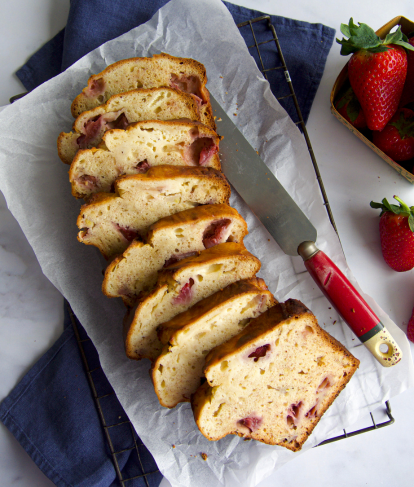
top-left (0, 1), bottom-right (413, 486)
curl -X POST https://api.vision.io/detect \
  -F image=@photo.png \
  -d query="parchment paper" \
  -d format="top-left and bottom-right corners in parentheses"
top-left (0, 1), bottom-right (413, 486)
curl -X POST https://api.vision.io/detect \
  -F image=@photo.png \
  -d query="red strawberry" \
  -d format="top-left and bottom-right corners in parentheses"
top-left (407, 307), bottom-right (414, 343)
top-left (335, 86), bottom-right (367, 129)
top-left (370, 196), bottom-right (414, 272)
top-left (337, 20), bottom-right (414, 131)
top-left (372, 108), bottom-right (414, 161)
top-left (399, 36), bottom-right (414, 108)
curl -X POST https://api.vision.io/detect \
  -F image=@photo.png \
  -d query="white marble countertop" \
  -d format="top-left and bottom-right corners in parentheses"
top-left (1, 0), bottom-right (414, 486)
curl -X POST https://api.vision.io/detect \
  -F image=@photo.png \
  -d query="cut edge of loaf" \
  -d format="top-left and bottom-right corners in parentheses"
top-left (124, 242), bottom-right (262, 361)
top-left (70, 53), bottom-right (212, 123)
top-left (192, 299), bottom-right (360, 451)
top-left (152, 278), bottom-right (277, 408)
top-left (102, 204), bottom-right (248, 306)
top-left (58, 87), bottom-right (206, 164)
top-left (76, 167), bottom-right (231, 259)
top-left (68, 120), bottom-right (222, 198)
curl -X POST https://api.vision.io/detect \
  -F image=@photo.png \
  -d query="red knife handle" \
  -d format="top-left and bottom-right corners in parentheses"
top-left (298, 242), bottom-right (402, 367)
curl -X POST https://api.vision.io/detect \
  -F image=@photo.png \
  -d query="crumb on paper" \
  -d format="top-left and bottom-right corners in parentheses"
top-left (333, 320), bottom-right (337, 325)
top-left (172, 444), bottom-right (175, 448)
top-left (201, 453), bottom-right (208, 461)
top-left (233, 113), bottom-right (237, 116)
top-left (217, 117), bottom-right (222, 122)
top-left (219, 76), bottom-right (223, 78)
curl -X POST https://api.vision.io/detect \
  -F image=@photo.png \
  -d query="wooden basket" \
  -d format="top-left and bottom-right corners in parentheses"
top-left (330, 16), bottom-right (414, 184)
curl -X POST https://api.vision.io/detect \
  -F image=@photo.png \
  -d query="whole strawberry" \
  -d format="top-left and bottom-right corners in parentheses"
top-left (370, 196), bottom-right (414, 272)
top-left (335, 86), bottom-right (367, 129)
top-left (407, 307), bottom-right (414, 343)
top-left (372, 108), bottom-right (414, 161)
top-left (337, 20), bottom-right (414, 131)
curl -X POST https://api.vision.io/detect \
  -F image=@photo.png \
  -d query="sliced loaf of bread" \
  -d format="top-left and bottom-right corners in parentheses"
top-left (191, 299), bottom-right (360, 451)
top-left (69, 120), bottom-right (221, 198)
top-left (59, 87), bottom-right (205, 164)
top-left (70, 53), bottom-right (214, 128)
top-left (103, 204), bottom-right (248, 307)
top-left (152, 278), bottom-right (277, 408)
top-left (124, 242), bottom-right (261, 362)
top-left (77, 166), bottom-right (231, 259)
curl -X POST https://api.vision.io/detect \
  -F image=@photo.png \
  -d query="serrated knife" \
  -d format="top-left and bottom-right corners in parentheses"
top-left (211, 95), bottom-right (402, 367)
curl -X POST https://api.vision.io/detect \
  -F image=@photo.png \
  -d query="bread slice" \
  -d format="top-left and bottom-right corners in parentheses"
top-left (77, 166), bottom-right (231, 259)
top-left (103, 204), bottom-right (248, 307)
top-left (192, 299), bottom-right (360, 451)
top-left (59, 87), bottom-right (206, 164)
top-left (124, 242), bottom-right (261, 362)
top-left (69, 120), bottom-right (221, 198)
top-left (70, 53), bottom-right (214, 129)
top-left (152, 278), bottom-right (277, 408)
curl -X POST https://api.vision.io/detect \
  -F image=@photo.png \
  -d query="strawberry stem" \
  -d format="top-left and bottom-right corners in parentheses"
top-left (337, 19), bottom-right (414, 55)
top-left (393, 195), bottom-right (411, 214)
top-left (370, 196), bottom-right (414, 232)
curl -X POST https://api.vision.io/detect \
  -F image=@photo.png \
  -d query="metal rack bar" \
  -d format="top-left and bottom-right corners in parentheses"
top-left (238, 15), bottom-right (338, 232)
top-left (317, 401), bottom-right (394, 446)
top-left (69, 303), bottom-right (157, 486)
top-left (236, 15), bottom-right (394, 445)
top-left (9, 14), bottom-right (395, 486)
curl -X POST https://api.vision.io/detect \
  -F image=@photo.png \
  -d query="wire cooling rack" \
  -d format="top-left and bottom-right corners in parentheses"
top-left (10, 14), bottom-right (394, 487)
top-left (237, 14), bottom-right (394, 444)
top-left (69, 15), bottom-right (394, 483)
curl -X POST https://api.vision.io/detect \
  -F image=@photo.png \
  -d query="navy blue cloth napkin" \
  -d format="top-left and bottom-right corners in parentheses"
top-left (1, 1), bottom-right (335, 486)
top-left (16, 0), bottom-right (335, 125)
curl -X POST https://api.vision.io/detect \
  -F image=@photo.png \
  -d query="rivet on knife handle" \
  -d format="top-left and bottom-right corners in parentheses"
top-left (297, 241), bottom-right (402, 367)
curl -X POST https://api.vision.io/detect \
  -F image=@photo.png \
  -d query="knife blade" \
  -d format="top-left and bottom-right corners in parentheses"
top-left (211, 94), bottom-right (402, 367)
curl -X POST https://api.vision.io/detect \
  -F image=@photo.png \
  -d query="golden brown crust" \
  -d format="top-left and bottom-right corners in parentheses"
top-left (68, 120), bottom-right (222, 198)
top-left (105, 118), bottom-right (219, 138)
top-left (71, 53), bottom-right (210, 117)
top-left (58, 87), bottom-right (205, 164)
top-left (75, 87), bottom-right (200, 128)
top-left (159, 242), bottom-right (258, 276)
top-left (152, 280), bottom-right (275, 408)
top-left (114, 165), bottom-right (229, 197)
top-left (124, 242), bottom-right (261, 360)
top-left (76, 167), bottom-right (231, 258)
top-left (192, 299), bottom-right (360, 451)
top-left (101, 204), bottom-right (248, 306)
top-left (146, 203), bottom-right (246, 239)
top-left (157, 278), bottom-right (274, 344)
top-left (203, 299), bottom-right (357, 372)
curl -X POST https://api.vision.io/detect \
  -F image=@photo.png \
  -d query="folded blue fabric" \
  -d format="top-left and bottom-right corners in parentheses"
top-left (16, 0), bottom-right (335, 125)
top-left (1, 1), bottom-right (335, 486)
top-left (0, 303), bottom-right (162, 487)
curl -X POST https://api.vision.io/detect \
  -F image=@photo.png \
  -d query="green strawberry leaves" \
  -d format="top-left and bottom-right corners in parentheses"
top-left (370, 196), bottom-right (414, 231)
top-left (389, 111), bottom-right (414, 139)
top-left (337, 19), bottom-right (414, 55)
top-left (335, 87), bottom-right (362, 122)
